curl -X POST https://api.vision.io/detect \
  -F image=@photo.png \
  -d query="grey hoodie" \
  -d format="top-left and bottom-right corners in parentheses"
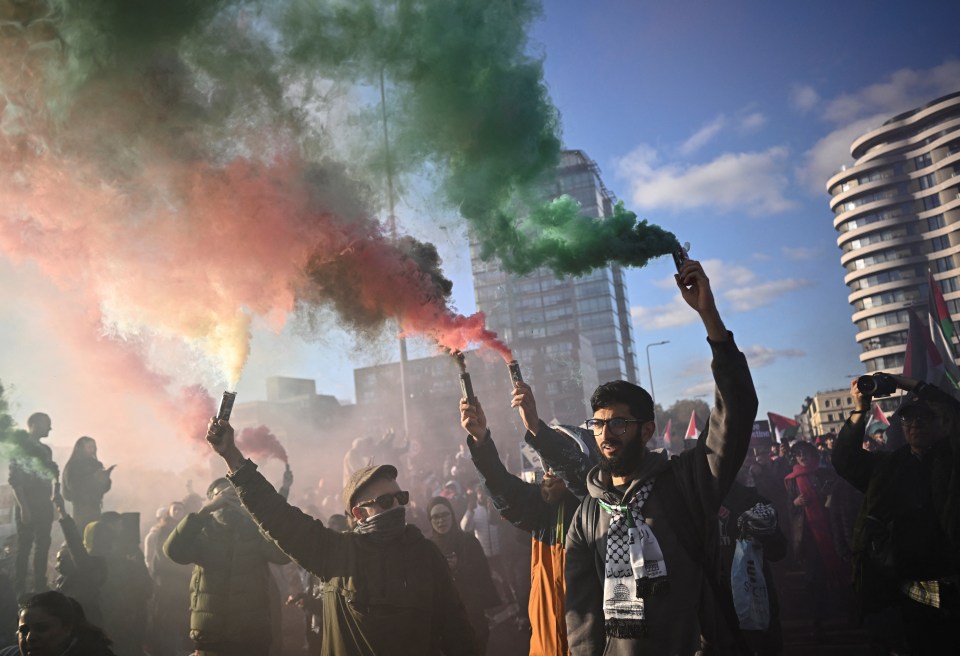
top-left (565, 333), bottom-right (758, 656)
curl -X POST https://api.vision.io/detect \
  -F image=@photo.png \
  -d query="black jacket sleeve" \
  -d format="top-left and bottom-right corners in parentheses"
top-left (831, 414), bottom-right (876, 493)
top-left (467, 433), bottom-right (551, 533)
top-left (228, 461), bottom-right (347, 579)
top-left (525, 420), bottom-right (591, 500)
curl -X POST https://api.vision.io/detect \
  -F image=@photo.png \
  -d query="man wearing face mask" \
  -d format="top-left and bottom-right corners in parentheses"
top-left (162, 477), bottom-right (290, 656)
top-left (203, 418), bottom-right (479, 656)
top-left (564, 259), bottom-right (758, 655)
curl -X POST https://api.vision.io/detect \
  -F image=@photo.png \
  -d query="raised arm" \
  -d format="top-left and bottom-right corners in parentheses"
top-left (206, 418), bottom-right (346, 578)
top-left (460, 398), bottom-right (551, 532)
top-left (512, 381), bottom-right (591, 499)
top-left (674, 259), bottom-right (758, 508)
top-left (831, 379), bottom-right (877, 492)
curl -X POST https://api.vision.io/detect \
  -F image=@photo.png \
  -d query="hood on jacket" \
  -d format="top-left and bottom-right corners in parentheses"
top-left (586, 447), bottom-right (670, 503)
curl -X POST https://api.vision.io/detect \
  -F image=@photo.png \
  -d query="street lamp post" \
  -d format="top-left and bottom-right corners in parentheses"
top-left (646, 340), bottom-right (670, 408)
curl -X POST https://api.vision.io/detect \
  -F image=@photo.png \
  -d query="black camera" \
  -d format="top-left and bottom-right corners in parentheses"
top-left (856, 373), bottom-right (897, 397)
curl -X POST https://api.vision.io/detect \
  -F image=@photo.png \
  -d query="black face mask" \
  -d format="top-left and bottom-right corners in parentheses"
top-left (595, 433), bottom-right (646, 477)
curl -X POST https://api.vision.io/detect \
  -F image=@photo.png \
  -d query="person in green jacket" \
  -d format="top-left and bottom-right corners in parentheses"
top-left (204, 417), bottom-right (480, 656)
top-left (163, 478), bottom-right (290, 656)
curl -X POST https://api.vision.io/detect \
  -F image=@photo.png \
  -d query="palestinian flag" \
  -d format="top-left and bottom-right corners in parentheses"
top-left (928, 270), bottom-right (957, 357)
top-left (866, 403), bottom-right (890, 435)
top-left (767, 412), bottom-right (799, 443)
top-left (903, 309), bottom-right (960, 394)
top-left (662, 418), bottom-right (673, 452)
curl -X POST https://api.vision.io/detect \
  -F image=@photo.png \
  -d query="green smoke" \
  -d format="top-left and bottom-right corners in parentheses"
top-left (279, 0), bottom-right (677, 275)
top-left (0, 381), bottom-right (59, 481)
top-left (34, 0), bottom-right (675, 282)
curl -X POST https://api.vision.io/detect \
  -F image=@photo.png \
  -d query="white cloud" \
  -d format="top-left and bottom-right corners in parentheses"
top-left (790, 84), bottom-right (819, 113)
top-left (681, 380), bottom-right (716, 399)
top-left (822, 60), bottom-right (960, 124)
top-left (796, 114), bottom-right (886, 193)
top-left (678, 115), bottom-right (727, 156)
top-left (675, 344), bottom-right (804, 399)
top-left (617, 146), bottom-right (796, 216)
top-left (741, 344), bottom-right (805, 369)
top-left (739, 112), bottom-right (767, 132)
top-left (724, 278), bottom-right (813, 312)
top-left (631, 295), bottom-right (695, 330)
top-left (632, 259), bottom-right (812, 329)
top-left (782, 246), bottom-right (820, 261)
top-left (797, 59), bottom-right (960, 194)
top-left (678, 344), bottom-right (804, 379)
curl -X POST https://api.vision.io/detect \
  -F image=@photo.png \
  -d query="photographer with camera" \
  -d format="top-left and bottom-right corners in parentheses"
top-left (832, 373), bottom-right (960, 654)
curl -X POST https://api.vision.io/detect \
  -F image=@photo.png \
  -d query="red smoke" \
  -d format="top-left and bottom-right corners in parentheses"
top-left (0, 15), bottom-right (512, 458)
top-left (237, 425), bottom-right (288, 463)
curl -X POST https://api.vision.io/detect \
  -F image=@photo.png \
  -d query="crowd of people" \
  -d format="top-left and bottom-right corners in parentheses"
top-left (1, 258), bottom-right (958, 655)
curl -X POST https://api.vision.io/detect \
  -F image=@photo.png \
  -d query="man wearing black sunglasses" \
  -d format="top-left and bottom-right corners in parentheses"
top-left (564, 258), bottom-right (759, 656)
top-left (203, 420), bottom-right (479, 656)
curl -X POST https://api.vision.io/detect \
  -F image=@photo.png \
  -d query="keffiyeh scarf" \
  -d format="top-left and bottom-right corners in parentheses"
top-left (598, 479), bottom-right (668, 637)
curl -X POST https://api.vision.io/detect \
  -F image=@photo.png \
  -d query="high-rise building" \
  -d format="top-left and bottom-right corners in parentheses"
top-left (828, 91), bottom-right (960, 374)
top-left (471, 150), bottom-right (639, 424)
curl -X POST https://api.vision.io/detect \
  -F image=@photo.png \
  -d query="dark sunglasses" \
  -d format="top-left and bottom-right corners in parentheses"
top-left (358, 490), bottom-right (410, 510)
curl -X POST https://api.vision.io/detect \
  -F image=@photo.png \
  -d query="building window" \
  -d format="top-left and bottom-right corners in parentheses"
top-left (933, 255), bottom-right (954, 273)
top-left (931, 235), bottom-right (951, 252)
top-left (923, 194), bottom-right (942, 210)
top-left (918, 173), bottom-right (937, 190)
top-left (824, 399), bottom-right (831, 408)
top-left (915, 153), bottom-right (932, 170)
top-left (941, 277), bottom-right (960, 294)
top-left (928, 214), bottom-right (946, 231)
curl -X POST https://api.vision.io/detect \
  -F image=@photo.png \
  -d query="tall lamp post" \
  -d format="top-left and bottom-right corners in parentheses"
top-left (646, 340), bottom-right (670, 408)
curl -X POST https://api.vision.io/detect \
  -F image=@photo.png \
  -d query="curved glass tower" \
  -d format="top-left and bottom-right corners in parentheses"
top-left (828, 91), bottom-right (960, 373)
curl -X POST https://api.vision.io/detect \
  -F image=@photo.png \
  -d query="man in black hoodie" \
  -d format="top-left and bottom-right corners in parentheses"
top-left (564, 258), bottom-right (758, 655)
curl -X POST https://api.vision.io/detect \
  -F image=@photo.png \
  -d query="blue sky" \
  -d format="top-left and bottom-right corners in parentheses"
top-left (509, 0), bottom-right (960, 416)
top-left (4, 0), bottom-right (960, 451)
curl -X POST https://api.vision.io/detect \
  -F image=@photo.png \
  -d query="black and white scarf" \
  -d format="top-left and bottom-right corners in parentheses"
top-left (598, 479), bottom-right (668, 637)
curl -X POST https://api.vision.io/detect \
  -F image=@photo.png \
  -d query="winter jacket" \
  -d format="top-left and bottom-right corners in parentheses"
top-left (62, 455), bottom-right (111, 530)
top-left (429, 497), bottom-right (501, 650)
top-left (565, 333), bottom-right (758, 656)
top-left (832, 412), bottom-right (960, 607)
top-left (163, 508), bottom-right (290, 652)
top-left (468, 422), bottom-right (588, 656)
top-left (227, 461), bottom-right (479, 656)
top-left (55, 514), bottom-right (108, 624)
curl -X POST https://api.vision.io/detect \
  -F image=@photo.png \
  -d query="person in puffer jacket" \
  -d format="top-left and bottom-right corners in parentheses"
top-left (163, 478), bottom-right (290, 656)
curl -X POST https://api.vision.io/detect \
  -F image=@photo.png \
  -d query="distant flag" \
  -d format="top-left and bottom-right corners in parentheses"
top-left (928, 270), bottom-right (958, 357)
top-left (767, 412), bottom-right (799, 443)
top-left (866, 403), bottom-right (891, 436)
top-left (662, 418), bottom-right (673, 452)
top-left (684, 411), bottom-right (699, 440)
top-left (871, 403), bottom-right (890, 427)
top-left (902, 309), bottom-right (960, 395)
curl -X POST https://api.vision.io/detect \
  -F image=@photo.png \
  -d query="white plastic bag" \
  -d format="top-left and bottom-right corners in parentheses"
top-left (731, 537), bottom-right (770, 631)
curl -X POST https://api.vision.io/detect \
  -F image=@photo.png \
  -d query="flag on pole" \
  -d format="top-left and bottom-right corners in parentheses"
top-left (928, 270), bottom-right (957, 357)
top-left (684, 411), bottom-right (699, 440)
top-left (866, 403), bottom-right (890, 436)
top-left (767, 412), bottom-right (799, 443)
top-left (871, 403), bottom-right (889, 427)
top-left (902, 309), bottom-right (960, 394)
top-left (662, 418), bottom-right (673, 452)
